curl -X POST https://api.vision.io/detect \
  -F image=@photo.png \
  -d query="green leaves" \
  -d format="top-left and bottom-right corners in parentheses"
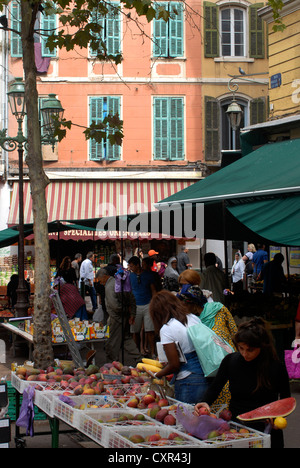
top-left (267, 0), bottom-right (286, 32)
top-left (84, 113), bottom-right (124, 146)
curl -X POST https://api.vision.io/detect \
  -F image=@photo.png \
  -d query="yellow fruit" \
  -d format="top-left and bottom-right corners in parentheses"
top-left (274, 417), bottom-right (287, 429)
top-left (137, 362), bottom-right (162, 373)
top-left (142, 358), bottom-right (163, 369)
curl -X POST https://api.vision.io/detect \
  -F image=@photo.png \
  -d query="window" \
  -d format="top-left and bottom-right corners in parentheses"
top-left (90, 2), bottom-right (121, 57)
top-left (10, 0), bottom-right (56, 58)
top-left (153, 97), bottom-right (184, 160)
top-left (89, 97), bottom-right (121, 161)
top-left (204, 95), bottom-right (266, 161)
top-left (153, 2), bottom-right (184, 58)
top-left (204, 2), bottom-right (265, 59)
top-left (221, 8), bottom-right (245, 57)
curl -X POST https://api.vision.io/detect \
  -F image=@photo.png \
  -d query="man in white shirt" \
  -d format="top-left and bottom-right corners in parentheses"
top-left (80, 252), bottom-right (97, 311)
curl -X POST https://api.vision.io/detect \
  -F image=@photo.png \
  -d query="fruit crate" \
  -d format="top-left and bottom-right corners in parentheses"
top-left (77, 408), bottom-right (157, 447)
top-left (52, 394), bottom-right (125, 429)
top-left (34, 390), bottom-right (63, 418)
top-left (6, 381), bottom-right (47, 421)
top-left (103, 425), bottom-right (204, 448)
top-left (199, 421), bottom-right (270, 448)
top-left (10, 372), bottom-right (51, 394)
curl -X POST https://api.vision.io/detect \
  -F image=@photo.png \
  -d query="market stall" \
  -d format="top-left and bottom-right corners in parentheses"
top-left (7, 360), bottom-right (271, 449)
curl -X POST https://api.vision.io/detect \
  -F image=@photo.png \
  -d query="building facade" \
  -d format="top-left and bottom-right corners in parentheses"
top-left (2, 0), bottom-right (269, 269)
top-left (259, 0), bottom-right (300, 119)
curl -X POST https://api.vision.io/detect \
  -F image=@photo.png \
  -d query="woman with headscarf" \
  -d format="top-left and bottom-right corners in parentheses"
top-left (177, 283), bottom-right (237, 408)
top-left (163, 257), bottom-right (180, 292)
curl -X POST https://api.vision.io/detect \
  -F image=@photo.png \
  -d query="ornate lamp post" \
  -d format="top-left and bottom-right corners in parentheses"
top-left (226, 78), bottom-right (243, 131)
top-left (0, 78), bottom-right (64, 317)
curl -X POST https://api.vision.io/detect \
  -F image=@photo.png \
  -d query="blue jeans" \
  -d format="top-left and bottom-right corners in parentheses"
top-left (174, 351), bottom-right (209, 405)
top-left (74, 305), bottom-right (88, 320)
top-left (85, 285), bottom-right (97, 310)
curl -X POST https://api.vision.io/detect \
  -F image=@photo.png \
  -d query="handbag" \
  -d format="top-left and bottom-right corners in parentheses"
top-left (187, 321), bottom-right (234, 378)
top-left (284, 347), bottom-right (300, 379)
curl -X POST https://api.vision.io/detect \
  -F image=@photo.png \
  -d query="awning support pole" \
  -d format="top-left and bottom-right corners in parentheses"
top-left (223, 201), bottom-right (230, 290)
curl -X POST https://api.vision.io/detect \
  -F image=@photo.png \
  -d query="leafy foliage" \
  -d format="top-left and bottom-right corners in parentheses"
top-left (0, 0), bottom-right (171, 145)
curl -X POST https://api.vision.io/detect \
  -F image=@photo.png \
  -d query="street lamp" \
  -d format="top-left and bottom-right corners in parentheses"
top-left (41, 93), bottom-right (64, 147)
top-left (226, 98), bottom-right (243, 131)
top-left (0, 78), bottom-right (63, 317)
top-left (226, 72), bottom-right (269, 131)
top-left (226, 78), bottom-right (243, 131)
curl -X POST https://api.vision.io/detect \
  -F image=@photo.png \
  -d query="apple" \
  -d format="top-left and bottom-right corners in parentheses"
top-left (219, 408), bottom-right (232, 421)
top-left (198, 406), bottom-right (210, 416)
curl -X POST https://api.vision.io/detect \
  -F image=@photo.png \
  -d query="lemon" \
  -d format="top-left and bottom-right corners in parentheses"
top-left (274, 417), bottom-right (287, 429)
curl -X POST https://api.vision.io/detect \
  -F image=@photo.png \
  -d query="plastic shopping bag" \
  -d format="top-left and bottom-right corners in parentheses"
top-left (187, 321), bottom-right (234, 377)
top-left (176, 404), bottom-right (229, 440)
top-left (16, 386), bottom-right (35, 437)
top-left (284, 347), bottom-right (300, 379)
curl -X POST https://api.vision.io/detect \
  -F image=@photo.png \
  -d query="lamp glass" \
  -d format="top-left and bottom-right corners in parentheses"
top-left (41, 94), bottom-right (64, 136)
top-left (226, 100), bottom-right (243, 131)
top-left (7, 78), bottom-right (26, 120)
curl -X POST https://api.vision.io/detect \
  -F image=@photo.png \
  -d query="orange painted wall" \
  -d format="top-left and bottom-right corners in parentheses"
top-left (8, 2), bottom-right (203, 170)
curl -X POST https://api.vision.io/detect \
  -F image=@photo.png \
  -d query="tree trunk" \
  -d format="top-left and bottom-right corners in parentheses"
top-left (21, 1), bottom-right (54, 368)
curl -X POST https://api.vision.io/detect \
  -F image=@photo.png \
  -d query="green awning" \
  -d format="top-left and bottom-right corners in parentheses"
top-left (0, 222), bottom-right (97, 249)
top-left (156, 139), bottom-right (300, 246)
top-left (158, 139), bottom-right (300, 206)
top-left (228, 195), bottom-right (300, 246)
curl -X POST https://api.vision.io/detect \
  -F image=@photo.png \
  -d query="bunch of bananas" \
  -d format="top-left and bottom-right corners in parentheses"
top-left (136, 358), bottom-right (163, 374)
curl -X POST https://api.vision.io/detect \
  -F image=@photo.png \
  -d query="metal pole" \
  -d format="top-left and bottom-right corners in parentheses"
top-left (14, 123), bottom-right (29, 317)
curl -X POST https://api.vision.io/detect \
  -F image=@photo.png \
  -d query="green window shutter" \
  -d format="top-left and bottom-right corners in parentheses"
top-left (106, 4), bottom-right (121, 55)
top-left (41, 12), bottom-right (57, 57)
top-left (153, 2), bottom-right (184, 57)
top-left (89, 97), bottom-right (104, 161)
top-left (153, 2), bottom-right (168, 57)
top-left (249, 3), bottom-right (264, 58)
top-left (153, 97), bottom-right (184, 160)
top-left (89, 97), bottom-right (121, 161)
top-left (169, 2), bottom-right (184, 57)
top-left (250, 97), bottom-right (266, 125)
top-left (170, 97), bottom-right (184, 159)
top-left (107, 97), bottom-right (121, 160)
top-left (204, 2), bottom-right (219, 58)
top-left (90, 3), bottom-right (120, 57)
top-left (154, 98), bottom-right (169, 159)
top-left (11, 1), bottom-right (22, 58)
top-left (205, 96), bottom-right (220, 161)
top-left (90, 10), bottom-right (105, 57)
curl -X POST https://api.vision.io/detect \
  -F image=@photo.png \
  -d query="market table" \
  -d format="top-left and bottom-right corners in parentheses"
top-left (0, 322), bottom-right (106, 361)
top-left (8, 371), bottom-right (271, 449)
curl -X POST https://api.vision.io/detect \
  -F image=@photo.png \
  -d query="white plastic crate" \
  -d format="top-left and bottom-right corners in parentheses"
top-left (103, 425), bottom-right (204, 448)
top-left (11, 372), bottom-right (65, 394)
top-left (199, 421), bottom-right (270, 449)
top-left (34, 390), bottom-right (63, 417)
top-left (78, 408), bottom-right (157, 446)
top-left (11, 372), bottom-right (43, 394)
top-left (53, 394), bottom-right (124, 429)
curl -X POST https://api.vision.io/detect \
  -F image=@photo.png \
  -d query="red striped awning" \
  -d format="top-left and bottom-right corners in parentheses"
top-left (8, 179), bottom-right (197, 226)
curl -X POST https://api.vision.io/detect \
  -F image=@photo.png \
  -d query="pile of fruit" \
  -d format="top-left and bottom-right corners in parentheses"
top-left (14, 360), bottom-right (157, 396)
top-left (126, 431), bottom-right (187, 445)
